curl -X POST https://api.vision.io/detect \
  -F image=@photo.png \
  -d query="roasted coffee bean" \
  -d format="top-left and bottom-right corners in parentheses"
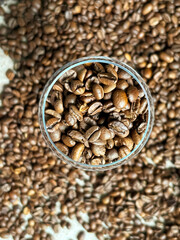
top-left (61, 135), bottom-right (76, 147)
top-left (100, 127), bottom-right (112, 140)
top-left (91, 144), bottom-right (106, 157)
top-left (85, 126), bottom-right (101, 142)
top-left (103, 83), bottom-right (116, 93)
top-left (98, 72), bottom-right (117, 85)
top-left (6, 69), bottom-right (15, 81)
top-left (49, 129), bottom-right (61, 142)
top-left (71, 143), bottom-right (84, 161)
top-left (77, 231), bottom-right (85, 240)
top-left (88, 101), bottom-right (103, 116)
top-left (71, 80), bottom-right (85, 95)
top-left (69, 105), bottom-right (83, 121)
top-left (55, 143), bottom-right (69, 155)
top-left (108, 121), bottom-right (129, 138)
top-left (92, 83), bottom-right (104, 100)
top-left (64, 94), bottom-right (77, 108)
top-left (54, 99), bottom-right (64, 114)
top-left (106, 149), bottom-right (119, 161)
top-left (64, 112), bottom-right (76, 126)
top-left (113, 90), bottom-right (128, 109)
top-left (118, 146), bottom-right (131, 158)
top-left (127, 86), bottom-right (139, 103)
top-left (116, 80), bottom-right (129, 90)
top-left (131, 129), bottom-right (141, 145)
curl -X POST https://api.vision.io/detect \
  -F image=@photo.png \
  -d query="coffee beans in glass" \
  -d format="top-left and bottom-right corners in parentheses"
top-left (39, 56), bottom-right (154, 171)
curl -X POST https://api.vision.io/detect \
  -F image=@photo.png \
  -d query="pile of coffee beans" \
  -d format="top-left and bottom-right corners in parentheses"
top-left (45, 63), bottom-right (148, 165)
top-left (0, 0), bottom-right (179, 240)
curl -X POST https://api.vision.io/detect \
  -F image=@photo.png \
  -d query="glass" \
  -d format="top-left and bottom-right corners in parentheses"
top-left (38, 56), bottom-right (154, 171)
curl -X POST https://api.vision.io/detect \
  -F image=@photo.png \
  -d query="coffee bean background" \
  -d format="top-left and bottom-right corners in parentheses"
top-left (0, 0), bottom-right (180, 240)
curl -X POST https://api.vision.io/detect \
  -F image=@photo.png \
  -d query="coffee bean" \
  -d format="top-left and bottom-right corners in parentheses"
top-left (92, 83), bottom-right (104, 100)
top-left (112, 89), bottom-right (128, 109)
top-left (100, 127), bottom-right (112, 140)
top-left (116, 80), bottom-right (129, 90)
top-left (127, 86), bottom-right (139, 103)
top-left (71, 143), bottom-right (84, 161)
top-left (118, 146), bottom-right (131, 158)
top-left (69, 105), bottom-right (83, 121)
top-left (108, 121), bottom-right (129, 138)
top-left (91, 144), bottom-right (106, 157)
top-left (43, 24), bottom-right (57, 34)
top-left (61, 135), bottom-right (76, 147)
top-left (106, 149), bottom-right (119, 161)
top-left (6, 69), bottom-right (15, 81)
top-left (142, 3), bottom-right (153, 15)
top-left (55, 142), bottom-right (69, 155)
top-left (131, 129), bottom-right (141, 145)
top-left (98, 72), bottom-right (117, 85)
top-left (88, 101), bottom-right (103, 115)
top-left (159, 52), bottom-right (174, 63)
top-left (49, 129), bottom-right (61, 142)
top-left (85, 126), bottom-right (101, 142)
top-left (77, 231), bottom-right (85, 240)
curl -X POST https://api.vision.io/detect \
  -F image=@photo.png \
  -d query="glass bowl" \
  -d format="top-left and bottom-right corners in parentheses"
top-left (38, 56), bottom-right (154, 171)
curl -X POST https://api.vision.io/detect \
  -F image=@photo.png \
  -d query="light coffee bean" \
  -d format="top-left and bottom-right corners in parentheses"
top-left (118, 146), bottom-right (131, 158)
top-left (92, 83), bottom-right (104, 100)
top-left (71, 143), bottom-right (85, 161)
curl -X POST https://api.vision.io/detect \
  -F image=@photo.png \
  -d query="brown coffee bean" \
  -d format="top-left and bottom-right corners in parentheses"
top-left (71, 143), bottom-right (85, 161)
top-left (118, 146), bottom-right (131, 158)
top-left (77, 231), bottom-right (85, 240)
top-left (6, 69), bottom-right (15, 81)
top-left (91, 158), bottom-right (102, 165)
top-left (106, 149), bottom-right (119, 161)
top-left (106, 65), bottom-right (118, 79)
top-left (127, 86), bottom-right (139, 102)
top-left (131, 129), bottom-right (141, 145)
top-left (64, 112), bottom-right (76, 126)
top-left (71, 80), bottom-right (85, 95)
top-left (160, 52), bottom-right (174, 63)
top-left (92, 83), bottom-right (104, 100)
top-left (93, 62), bottom-right (105, 72)
top-left (54, 99), bottom-right (64, 114)
top-left (49, 129), bottom-right (61, 142)
top-left (55, 142), bottom-right (69, 155)
top-left (61, 135), bottom-right (76, 147)
top-left (69, 105), bottom-right (83, 121)
top-left (45, 109), bottom-right (61, 119)
top-left (103, 83), bottom-right (116, 93)
top-left (76, 66), bottom-right (87, 82)
top-left (113, 89), bottom-right (128, 109)
top-left (108, 121), bottom-right (129, 138)
top-left (142, 3), bottom-right (153, 15)
top-left (116, 80), bottom-right (129, 90)
top-left (85, 126), bottom-right (101, 142)
top-left (88, 101), bottom-right (103, 115)
top-left (64, 94), bottom-right (77, 108)
top-left (68, 130), bottom-right (86, 144)
top-left (98, 72), bottom-right (117, 85)
top-left (43, 24), bottom-right (57, 34)
top-left (120, 137), bottom-right (134, 150)
top-left (91, 144), bottom-right (106, 157)
top-left (100, 127), bottom-right (112, 140)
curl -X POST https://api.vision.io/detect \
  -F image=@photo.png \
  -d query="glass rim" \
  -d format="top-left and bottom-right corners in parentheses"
top-left (38, 56), bottom-right (154, 171)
